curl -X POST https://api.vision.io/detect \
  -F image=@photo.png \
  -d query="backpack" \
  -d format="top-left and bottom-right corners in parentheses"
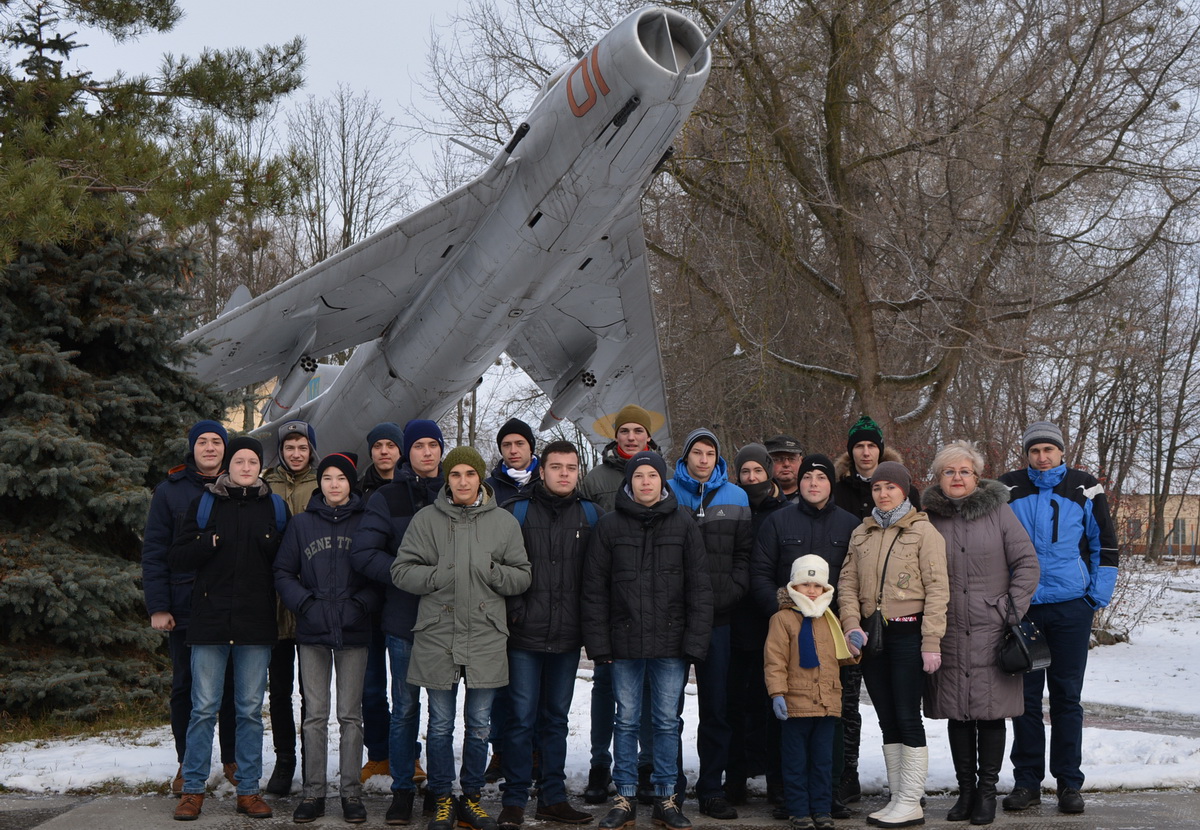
top-left (197, 490), bottom-right (288, 533)
top-left (511, 497), bottom-right (599, 528)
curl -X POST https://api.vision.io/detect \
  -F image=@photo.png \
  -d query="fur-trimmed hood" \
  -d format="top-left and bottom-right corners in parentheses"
top-left (921, 478), bottom-right (1008, 521)
top-left (835, 446), bottom-right (907, 481)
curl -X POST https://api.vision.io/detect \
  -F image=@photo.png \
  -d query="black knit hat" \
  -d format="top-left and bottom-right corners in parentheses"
top-left (222, 436), bottom-right (264, 471)
top-left (624, 450), bottom-right (668, 490)
top-left (496, 417), bottom-right (536, 455)
top-left (798, 453), bottom-right (836, 482)
top-left (318, 452), bottom-right (359, 487)
top-left (847, 415), bottom-right (884, 455)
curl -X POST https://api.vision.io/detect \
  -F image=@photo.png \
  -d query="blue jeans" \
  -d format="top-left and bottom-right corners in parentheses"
top-left (694, 624), bottom-right (733, 800)
top-left (427, 684), bottom-right (496, 795)
top-left (1011, 597), bottom-right (1094, 791)
top-left (182, 644), bottom-right (271, 795)
top-left (362, 625), bottom-right (391, 762)
top-left (385, 635), bottom-right (423, 792)
top-left (780, 716), bottom-right (836, 817)
top-left (501, 648), bottom-right (580, 806)
top-left (860, 620), bottom-right (925, 747)
top-left (168, 629), bottom-right (236, 764)
top-left (611, 658), bottom-right (687, 798)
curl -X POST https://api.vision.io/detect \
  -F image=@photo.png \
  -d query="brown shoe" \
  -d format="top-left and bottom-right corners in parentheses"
top-left (223, 762), bottom-right (238, 787)
top-left (171, 764), bottom-right (184, 795)
top-left (236, 793), bottom-right (273, 819)
top-left (362, 758), bottom-right (391, 783)
top-left (499, 805), bottom-right (525, 830)
top-left (173, 793), bottom-right (204, 821)
top-left (535, 801), bottom-right (594, 824)
top-left (414, 758), bottom-right (428, 784)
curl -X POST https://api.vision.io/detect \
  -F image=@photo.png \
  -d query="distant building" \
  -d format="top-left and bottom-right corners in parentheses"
top-left (1113, 494), bottom-right (1200, 557)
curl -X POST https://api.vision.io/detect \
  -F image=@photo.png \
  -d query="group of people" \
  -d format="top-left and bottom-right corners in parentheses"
top-left (141, 405), bottom-right (1118, 830)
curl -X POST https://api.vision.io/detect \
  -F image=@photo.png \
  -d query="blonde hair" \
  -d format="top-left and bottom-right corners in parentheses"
top-left (932, 439), bottom-right (986, 479)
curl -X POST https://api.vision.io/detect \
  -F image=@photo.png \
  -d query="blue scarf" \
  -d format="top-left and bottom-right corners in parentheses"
top-left (798, 616), bottom-right (819, 668)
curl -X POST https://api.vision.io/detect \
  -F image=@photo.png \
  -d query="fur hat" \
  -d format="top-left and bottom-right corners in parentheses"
top-left (277, 420), bottom-right (316, 453)
top-left (222, 436), bottom-right (263, 470)
top-left (798, 453), bottom-right (835, 482)
top-left (403, 419), bottom-right (445, 457)
top-left (496, 417), bottom-right (536, 454)
top-left (624, 450), bottom-right (668, 490)
top-left (733, 443), bottom-right (773, 480)
top-left (613, 404), bottom-right (653, 434)
top-left (443, 446), bottom-right (487, 480)
top-left (790, 554), bottom-right (832, 589)
top-left (1022, 420), bottom-right (1064, 453)
top-left (847, 415), bottom-right (885, 455)
top-left (188, 420), bottom-right (228, 453)
top-left (367, 422), bottom-right (403, 451)
top-left (318, 452), bottom-right (358, 487)
top-left (871, 460), bottom-right (912, 493)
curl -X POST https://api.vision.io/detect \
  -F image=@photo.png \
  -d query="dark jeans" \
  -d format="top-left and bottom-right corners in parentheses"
top-left (694, 624), bottom-right (733, 800)
top-left (780, 716), bottom-right (836, 817)
top-left (501, 648), bottom-right (580, 806)
top-left (489, 685), bottom-right (511, 754)
top-left (860, 619), bottom-right (925, 747)
top-left (590, 662), bottom-right (615, 767)
top-left (269, 638), bottom-right (299, 758)
top-left (386, 635), bottom-right (423, 793)
top-left (726, 645), bottom-right (770, 786)
top-left (362, 625), bottom-right (391, 762)
top-left (168, 629), bottom-right (236, 764)
top-left (1011, 597), bottom-right (1094, 791)
top-left (840, 663), bottom-right (863, 775)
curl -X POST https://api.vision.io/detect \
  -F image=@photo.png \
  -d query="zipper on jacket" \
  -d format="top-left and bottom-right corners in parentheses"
top-left (1050, 500), bottom-right (1060, 544)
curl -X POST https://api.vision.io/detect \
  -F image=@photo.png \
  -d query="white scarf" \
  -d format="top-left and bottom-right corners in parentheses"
top-left (786, 584), bottom-right (834, 617)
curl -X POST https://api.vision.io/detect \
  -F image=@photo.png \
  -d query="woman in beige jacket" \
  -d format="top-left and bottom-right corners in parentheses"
top-left (839, 462), bottom-right (948, 829)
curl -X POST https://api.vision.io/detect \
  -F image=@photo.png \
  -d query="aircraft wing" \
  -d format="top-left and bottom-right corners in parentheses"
top-left (504, 205), bottom-right (673, 449)
top-left (183, 161), bottom-right (518, 391)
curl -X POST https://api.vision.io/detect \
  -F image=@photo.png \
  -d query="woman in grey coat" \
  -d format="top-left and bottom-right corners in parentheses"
top-left (922, 440), bottom-right (1040, 826)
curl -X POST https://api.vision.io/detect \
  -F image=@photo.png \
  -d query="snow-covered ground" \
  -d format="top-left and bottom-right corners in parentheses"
top-left (4, 563), bottom-right (1200, 794)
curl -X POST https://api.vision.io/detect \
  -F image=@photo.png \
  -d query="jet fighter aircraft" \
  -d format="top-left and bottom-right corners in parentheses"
top-left (182, 5), bottom-right (714, 458)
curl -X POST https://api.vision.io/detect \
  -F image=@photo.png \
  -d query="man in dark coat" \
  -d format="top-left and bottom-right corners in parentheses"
top-left (497, 440), bottom-right (602, 829)
top-left (582, 451), bottom-right (713, 830)
top-left (351, 419), bottom-right (446, 824)
top-left (487, 417), bottom-right (540, 506)
top-left (141, 419), bottom-right (236, 795)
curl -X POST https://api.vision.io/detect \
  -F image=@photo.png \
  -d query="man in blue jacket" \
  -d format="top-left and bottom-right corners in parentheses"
top-left (668, 428), bottom-right (751, 820)
top-left (999, 421), bottom-right (1118, 816)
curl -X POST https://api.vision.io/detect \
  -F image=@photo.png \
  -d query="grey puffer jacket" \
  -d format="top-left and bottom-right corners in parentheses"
top-left (921, 479), bottom-right (1041, 721)
top-left (391, 485), bottom-right (531, 689)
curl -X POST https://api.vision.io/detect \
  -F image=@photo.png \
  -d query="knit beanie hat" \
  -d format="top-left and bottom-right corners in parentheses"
top-left (367, 422), bottom-right (403, 450)
top-left (443, 446), bottom-right (487, 480)
top-left (790, 554), bottom-right (832, 590)
top-left (847, 415), bottom-right (885, 455)
top-left (613, 404), bottom-right (653, 434)
top-left (404, 419), bottom-right (445, 457)
top-left (682, 427), bottom-right (720, 458)
top-left (871, 460), bottom-right (911, 493)
top-left (764, 434), bottom-right (802, 456)
top-left (1022, 420), bottom-right (1065, 453)
top-left (189, 420), bottom-right (229, 453)
top-left (624, 450), bottom-right (668, 490)
top-left (318, 452), bottom-right (359, 487)
top-left (223, 436), bottom-right (264, 470)
top-left (798, 453), bottom-right (836, 482)
top-left (496, 417), bottom-right (536, 454)
top-left (733, 443), bottom-right (773, 480)
top-left (277, 419), bottom-right (317, 453)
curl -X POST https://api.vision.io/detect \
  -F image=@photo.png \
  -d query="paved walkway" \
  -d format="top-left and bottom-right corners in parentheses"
top-left (3, 789), bottom-right (1197, 829)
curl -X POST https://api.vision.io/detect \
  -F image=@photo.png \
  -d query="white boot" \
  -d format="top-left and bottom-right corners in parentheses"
top-left (867, 744), bottom-right (904, 825)
top-left (875, 744), bottom-right (927, 828)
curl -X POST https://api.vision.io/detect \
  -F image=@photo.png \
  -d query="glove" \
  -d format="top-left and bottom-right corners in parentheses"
top-left (922, 651), bottom-right (942, 673)
top-left (772, 695), bottom-right (788, 721)
top-left (845, 628), bottom-right (866, 656)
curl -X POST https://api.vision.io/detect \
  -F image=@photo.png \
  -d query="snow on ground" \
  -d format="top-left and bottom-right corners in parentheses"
top-left (4, 563), bottom-right (1200, 794)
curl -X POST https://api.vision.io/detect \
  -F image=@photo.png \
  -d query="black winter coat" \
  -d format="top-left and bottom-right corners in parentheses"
top-left (141, 459), bottom-right (217, 626)
top-left (275, 492), bottom-right (381, 648)
top-left (581, 487), bottom-right (714, 663)
top-left (169, 475), bottom-right (286, 645)
top-left (731, 482), bottom-right (788, 650)
top-left (487, 461), bottom-right (537, 507)
top-left (750, 498), bottom-right (861, 618)
top-left (350, 464), bottom-right (443, 640)
top-left (502, 483), bottom-right (603, 653)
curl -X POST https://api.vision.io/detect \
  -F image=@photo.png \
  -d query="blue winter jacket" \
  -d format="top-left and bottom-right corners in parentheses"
top-left (998, 464), bottom-right (1119, 608)
top-left (275, 492), bottom-right (380, 648)
top-left (141, 459), bottom-right (217, 626)
top-left (350, 463), bottom-right (444, 640)
top-left (668, 456), bottom-right (752, 626)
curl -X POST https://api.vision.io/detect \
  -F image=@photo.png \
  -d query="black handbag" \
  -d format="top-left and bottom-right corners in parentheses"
top-left (997, 594), bottom-right (1052, 674)
top-left (861, 534), bottom-right (900, 659)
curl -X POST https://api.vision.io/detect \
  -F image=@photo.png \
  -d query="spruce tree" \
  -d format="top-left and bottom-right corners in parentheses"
top-left (0, 1), bottom-right (303, 719)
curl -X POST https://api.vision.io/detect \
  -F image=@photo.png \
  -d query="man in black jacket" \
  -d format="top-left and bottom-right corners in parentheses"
top-left (497, 441), bottom-right (601, 830)
top-left (487, 417), bottom-right (540, 506)
top-left (582, 452), bottom-right (713, 830)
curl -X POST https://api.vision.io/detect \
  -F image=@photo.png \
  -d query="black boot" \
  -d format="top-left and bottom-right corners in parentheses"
top-left (387, 790), bottom-right (415, 825)
top-left (265, 754), bottom-right (295, 796)
top-left (293, 797), bottom-right (326, 823)
top-left (584, 766), bottom-right (611, 805)
top-left (971, 725), bottom-right (1005, 825)
top-left (636, 765), bottom-right (654, 806)
top-left (946, 721), bottom-right (977, 822)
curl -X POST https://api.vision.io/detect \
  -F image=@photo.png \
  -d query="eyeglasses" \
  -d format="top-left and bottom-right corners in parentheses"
top-left (941, 469), bottom-right (976, 479)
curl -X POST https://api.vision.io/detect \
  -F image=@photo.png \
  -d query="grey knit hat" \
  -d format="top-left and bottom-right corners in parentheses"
top-left (1022, 421), bottom-right (1064, 453)
top-left (870, 461), bottom-right (911, 493)
top-left (733, 443), bottom-right (773, 479)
